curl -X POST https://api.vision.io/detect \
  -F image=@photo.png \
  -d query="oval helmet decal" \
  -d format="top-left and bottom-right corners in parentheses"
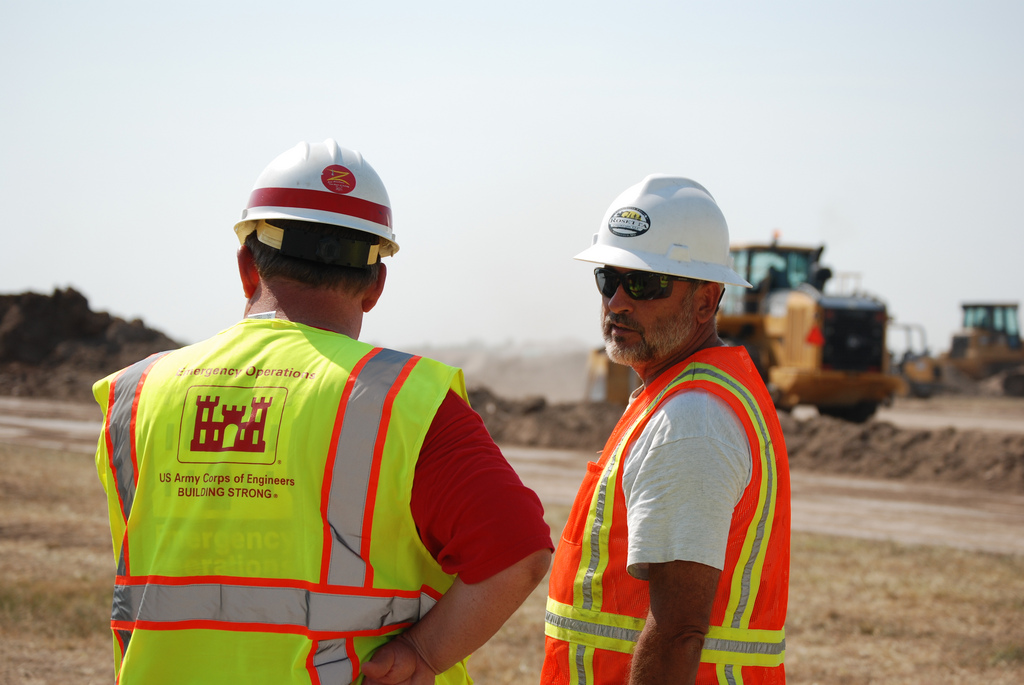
top-left (608, 206), bottom-right (651, 237)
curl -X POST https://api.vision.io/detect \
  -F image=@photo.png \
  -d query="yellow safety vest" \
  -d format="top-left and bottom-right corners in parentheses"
top-left (94, 318), bottom-right (469, 684)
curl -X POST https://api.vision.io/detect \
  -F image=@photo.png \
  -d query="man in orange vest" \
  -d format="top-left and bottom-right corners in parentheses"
top-left (542, 176), bottom-right (790, 684)
top-left (93, 140), bottom-right (552, 684)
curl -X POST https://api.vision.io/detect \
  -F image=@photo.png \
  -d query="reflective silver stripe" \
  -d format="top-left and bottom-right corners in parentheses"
top-left (574, 642), bottom-right (587, 685)
top-left (106, 353), bottom-right (172, 523)
top-left (545, 610), bottom-right (642, 644)
top-left (546, 612), bottom-right (783, 658)
top-left (314, 638), bottom-right (353, 685)
top-left (687, 365), bottom-right (776, 629)
top-left (326, 348), bottom-right (415, 586)
top-left (704, 636), bottom-right (786, 656)
top-left (581, 451), bottom-right (617, 610)
top-left (581, 380), bottom-right (682, 613)
top-left (112, 582), bottom-right (432, 632)
top-left (103, 353), bottom-right (171, 655)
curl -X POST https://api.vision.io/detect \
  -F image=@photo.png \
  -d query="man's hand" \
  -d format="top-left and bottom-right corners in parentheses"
top-left (362, 549), bottom-right (551, 683)
top-left (361, 634), bottom-right (438, 685)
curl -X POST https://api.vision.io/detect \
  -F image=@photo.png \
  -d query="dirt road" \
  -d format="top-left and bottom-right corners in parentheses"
top-left (2, 395), bottom-right (1022, 556)
top-left (502, 445), bottom-right (1024, 556)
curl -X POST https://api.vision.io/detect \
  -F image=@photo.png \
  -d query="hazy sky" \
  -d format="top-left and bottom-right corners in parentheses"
top-left (3, 1), bottom-right (1021, 357)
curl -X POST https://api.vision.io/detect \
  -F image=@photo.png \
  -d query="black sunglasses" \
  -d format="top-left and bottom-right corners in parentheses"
top-left (594, 268), bottom-right (689, 300)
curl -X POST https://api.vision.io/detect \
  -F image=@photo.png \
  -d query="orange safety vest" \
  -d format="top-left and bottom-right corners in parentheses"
top-left (93, 319), bottom-right (469, 685)
top-left (542, 346), bottom-right (790, 685)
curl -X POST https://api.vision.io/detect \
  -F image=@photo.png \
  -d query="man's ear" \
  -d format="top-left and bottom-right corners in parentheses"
top-left (694, 282), bottom-right (723, 324)
top-left (361, 262), bottom-right (387, 313)
top-left (237, 245), bottom-right (261, 299)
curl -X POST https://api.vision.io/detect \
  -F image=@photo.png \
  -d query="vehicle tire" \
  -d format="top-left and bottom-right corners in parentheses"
top-left (1004, 373), bottom-right (1024, 397)
top-left (909, 382), bottom-right (934, 399)
top-left (817, 401), bottom-right (878, 423)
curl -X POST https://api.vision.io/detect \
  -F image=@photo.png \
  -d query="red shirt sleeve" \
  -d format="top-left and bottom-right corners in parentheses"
top-left (411, 390), bottom-right (553, 584)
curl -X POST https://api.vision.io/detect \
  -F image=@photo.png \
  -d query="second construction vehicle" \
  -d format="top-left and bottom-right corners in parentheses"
top-left (888, 321), bottom-right (942, 398)
top-left (939, 302), bottom-right (1024, 396)
top-left (717, 239), bottom-right (904, 422)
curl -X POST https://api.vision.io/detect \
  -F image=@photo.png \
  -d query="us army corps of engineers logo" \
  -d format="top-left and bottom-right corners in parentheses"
top-left (178, 385), bottom-right (288, 465)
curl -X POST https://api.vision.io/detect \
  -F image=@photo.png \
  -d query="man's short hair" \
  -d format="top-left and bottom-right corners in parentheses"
top-left (245, 221), bottom-right (381, 293)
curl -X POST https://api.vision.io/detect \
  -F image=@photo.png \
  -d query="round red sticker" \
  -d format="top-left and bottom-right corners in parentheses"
top-left (321, 165), bottom-right (356, 194)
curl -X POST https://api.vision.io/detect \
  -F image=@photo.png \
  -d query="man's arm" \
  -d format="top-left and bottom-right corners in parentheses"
top-left (362, 390), bottom-right (552, 683)
top-left (361, 548), bottom-right (551, 685)
top-left (629, 559), bottom-right (721, 685)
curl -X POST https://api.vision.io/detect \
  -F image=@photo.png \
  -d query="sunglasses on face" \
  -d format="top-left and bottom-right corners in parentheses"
top-left (594, 267), bottom-right (688, 300)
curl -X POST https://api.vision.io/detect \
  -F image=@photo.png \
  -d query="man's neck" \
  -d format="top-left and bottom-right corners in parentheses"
top-left (244, 280), bottom-right (364, 339)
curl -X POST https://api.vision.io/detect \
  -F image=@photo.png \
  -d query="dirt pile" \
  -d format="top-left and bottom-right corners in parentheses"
top-left (778, 412), bottom-right (1024, 493)
top-left (0, 288), bottom-right (181, 401)
top-left (3, 289), bottom-right (1022, 494)
top-left (468, 387), bottom-right (623, 453)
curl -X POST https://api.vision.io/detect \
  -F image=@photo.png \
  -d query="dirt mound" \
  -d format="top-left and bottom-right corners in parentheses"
top-left (778, 412), bottom-right (1024, 493)
top-left (468, 387), bottom-right (623, 452)
top-left (3, 288), bottom-right (1022, 493)
top-left (469, 388), bottom-right (1024, 494)
top-left (0, 288), bottom-right (181, 401)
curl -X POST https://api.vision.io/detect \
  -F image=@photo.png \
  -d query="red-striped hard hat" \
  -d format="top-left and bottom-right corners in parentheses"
top-left (234, 139), bottom-right (398, 257)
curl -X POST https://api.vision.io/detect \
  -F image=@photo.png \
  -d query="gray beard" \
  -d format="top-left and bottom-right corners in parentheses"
top-left (603, 298), bottom-right (695, 368)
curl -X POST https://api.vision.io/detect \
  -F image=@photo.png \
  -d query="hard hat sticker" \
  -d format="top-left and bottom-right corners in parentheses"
top-left (608, 207), bottom-right (651, 237)
top-left (321, 165), bottom-right (357, 194)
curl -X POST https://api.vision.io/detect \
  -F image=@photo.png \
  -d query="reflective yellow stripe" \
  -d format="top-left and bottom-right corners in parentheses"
top-left (569, 641), bottom-right (596, 685)
top-left (702, 625), bottom-right (786, 667)
top-left (714, 663), bottom-right (739, 685)
top-left (573, 452), bottom-right (619, 612)
top-left (680, 363), bottom-right (779, 632)
top-left (573, 376), bottom-right (678, 613)
top-left (545, 597), bottom-right (785, 666)
top-left (545, 596), bottom-right (642, 654)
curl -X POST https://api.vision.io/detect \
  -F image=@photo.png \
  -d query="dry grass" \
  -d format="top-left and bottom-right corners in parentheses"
top-left (0, 443), bottom-right (114, 684)
top-left (473, 505), bottom-right (1024, 685)
top-left (2, 445), bottom-right (1023, 684)
top-left (783, 535), bottom-right (1024, 684)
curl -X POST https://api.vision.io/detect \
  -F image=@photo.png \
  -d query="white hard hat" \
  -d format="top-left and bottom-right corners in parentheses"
top-left (575, 174), bottom-right (751, 287)
top-left (234, 139), bottom-right (398, 257)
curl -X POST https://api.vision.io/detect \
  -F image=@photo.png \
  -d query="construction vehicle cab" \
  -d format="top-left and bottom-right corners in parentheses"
top-left (722, 244), bottom-right (832, 315)
top-left (718, 240), bottom-right (904, 422)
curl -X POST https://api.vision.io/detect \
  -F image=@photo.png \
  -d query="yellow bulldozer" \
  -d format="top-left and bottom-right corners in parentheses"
top-left (888, 321), bottom-right (942, 398)
top-left (938, 302), bottom-right (1024, 396)
top-left (717, 239), bottom-right (904, 422)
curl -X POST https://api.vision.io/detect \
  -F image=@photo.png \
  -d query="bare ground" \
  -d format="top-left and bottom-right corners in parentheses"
top-left (472, 511), bottom-right (1024, 685)
top-left (2, 289), bottom-right (1023, 682)
top-left (2, 398), bottom-right (1024, 684)
top-left (4, 442), bottom-right (1021, 685)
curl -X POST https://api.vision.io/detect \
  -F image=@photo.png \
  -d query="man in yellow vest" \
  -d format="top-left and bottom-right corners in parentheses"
top-left (93, 139), bottom-right (552, 684)
top-left (542, 176), bottom-right (790, 684)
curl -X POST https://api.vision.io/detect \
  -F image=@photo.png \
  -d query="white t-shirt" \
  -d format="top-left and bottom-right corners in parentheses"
top-left (622, 389), bottom-right (752, 579)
